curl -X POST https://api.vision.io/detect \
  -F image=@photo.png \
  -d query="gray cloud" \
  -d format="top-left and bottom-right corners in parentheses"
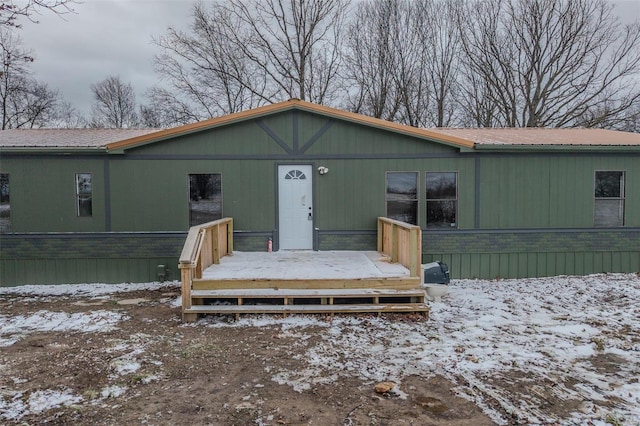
top-left (21, 0), bottom-right (193, 117)
top-left (16, 0), bottom-right (640, 123)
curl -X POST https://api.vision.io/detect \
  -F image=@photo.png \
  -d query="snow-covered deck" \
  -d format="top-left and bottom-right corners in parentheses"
top-left (201, 251), bottom-right (410, 280)
top-left (179, 218), bottom-right (424, 320)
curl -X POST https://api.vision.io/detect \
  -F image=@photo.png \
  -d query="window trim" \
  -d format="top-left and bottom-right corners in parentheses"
top-left (385, 171), bottom-right (419, 225)
top-left (75, 172), bottom-right (93, 218)
top-left (594, 170), bottom-right (625, 227)
top-left (425, 171), bottom-right (459, 229)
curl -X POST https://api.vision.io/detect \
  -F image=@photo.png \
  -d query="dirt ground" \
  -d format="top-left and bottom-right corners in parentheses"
top-left (0, 285), bottom-right (497, 425)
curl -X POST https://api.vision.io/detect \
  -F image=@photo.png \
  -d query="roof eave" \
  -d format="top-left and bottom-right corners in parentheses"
top-left (473, 144), bottom-right (640, 152)
top-left (0, 147), bottom-right (108, 154)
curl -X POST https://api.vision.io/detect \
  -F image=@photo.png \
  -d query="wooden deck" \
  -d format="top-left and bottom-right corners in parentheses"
top-left (179, 218), bottom-right (426, 321)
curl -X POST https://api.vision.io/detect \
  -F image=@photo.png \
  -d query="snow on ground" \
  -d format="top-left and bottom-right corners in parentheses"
top-left (0, 310), bottom-right (126, 347)
top-left (1, 274), bottom-right (639, 424)
top-left (199, 273), bottom-right (640, 425)
top-left (0, 281), bottom-right (179, 297)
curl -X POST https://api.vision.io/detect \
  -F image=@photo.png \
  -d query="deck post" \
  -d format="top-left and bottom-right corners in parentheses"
top-left (391, 223), bottom-right (399, 263)
top-left (227, 220), bottom-right (233, 254)
top-left (212, 224), bottom-right (220, 264)
top-left (409, 227), bottom-right (420, 277)
top-left (179, 264), bottom-right (198, 322)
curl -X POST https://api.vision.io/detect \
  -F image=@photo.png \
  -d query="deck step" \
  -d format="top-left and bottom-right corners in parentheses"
top-left (192, 277), bottom-right (421, 290)
top-left (190, 288), bottom-right (425, 299)
top-left (184, 303), bottom-right (428, 315)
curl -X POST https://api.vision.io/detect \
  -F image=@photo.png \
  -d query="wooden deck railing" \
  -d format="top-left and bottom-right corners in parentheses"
top-left (377, 217), bottom-right (422, 277)
top-left (179, 218), bottom-right (233, 314)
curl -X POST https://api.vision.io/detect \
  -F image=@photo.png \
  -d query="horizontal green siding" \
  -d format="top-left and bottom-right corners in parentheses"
top-left (316, 230), bottom-right (377, 251)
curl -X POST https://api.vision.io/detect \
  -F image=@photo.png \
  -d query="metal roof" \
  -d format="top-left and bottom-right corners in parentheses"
top-left (0, 128), bottom-right (158, 149)
top-left (1, 101), bottom-right (638, 152)
top-left (427, 127), bottom-right (640, 146)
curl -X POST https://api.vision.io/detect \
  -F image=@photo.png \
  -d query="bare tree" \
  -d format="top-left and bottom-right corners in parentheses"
top-left (49, 100), bottom-right (87, 128)
top-left (412, 0), bottom-right (462, 127)
top-left (343, 0), bottom-right (403, 121)
top-left (457, 0), bottom-right (640, 128)
top-left (224, 0), bottom-right (347, 103)
top-left (0, 29), bottom-right (59, 129)
top-left (150, 0), bottom-right (348, 124)
top-left (150, 3), bottom-right (267, 124)
top-left (90, 75), bottom-right (139, 128)
top-left (0, 0), bottom-right (77, 28)
top-left (344, 0), bottom-right (462, 128)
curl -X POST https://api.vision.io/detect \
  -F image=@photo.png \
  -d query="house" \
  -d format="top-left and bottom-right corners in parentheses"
top-left (1, 99), bottom-right (639, 286)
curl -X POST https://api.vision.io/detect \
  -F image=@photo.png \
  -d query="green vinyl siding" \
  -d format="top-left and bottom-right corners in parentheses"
top-left (126, 122), bottom-right (292, 157)
top-left (313, 158), bottom-right (475, 230)
top-left (424, 229), bottom-right (640, 279)
top-left (109, 159), bottom-right (276, 232)
top-left (1, 107), bottom-right (639, 285)
top-left (0, 157), bottom-right (106, 232)
top-left (297, 111), bottom-right (333, 148)
top-left (302, 117), bottom-right (457, 156)
top-left (478, 155), bottom-right (639, 228)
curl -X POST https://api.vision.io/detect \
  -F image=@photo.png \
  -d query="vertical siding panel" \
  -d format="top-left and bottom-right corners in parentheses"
top-left (537, 253), bottom-right (547, 277)
top-left (557, 253), bottom-right (566, 275)
top-left (546, 252), bottom-right (556, 277)
top-left (574, 253), bottom-right (584, 277)
top-left (602, 252), bottom-right (612, 272)
top-left (470, 254), bottom-right (480, 278)
top-left (459, 254), bottom-right (470, 278)
top-left (489, 254), bottom-right (500, 279)
top-left (593, 254), bottom-right (603, 274)
top-left (582, 252), bottom-right (594, 275)
top-left (517, 253), bottom-right (527, 278)
top-left (480, 253), bottom-right (491, 279)
top-left (612, 253), bottom-right (622, 271)
top-left (499, 253), bottom-right (510, 279)
top-left (527, 253), bottom-right (538, 277)
top-left (566, 253), bottom-right (575, 275)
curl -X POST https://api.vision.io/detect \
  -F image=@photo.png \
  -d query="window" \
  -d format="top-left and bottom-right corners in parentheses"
top-left (189, 174), bottom-right (222, 226)
top-left (0, 173), bottom-right (9, 233)
top-left (594, 171), bottom-right (625, 227)
top-left (386, 172), bottom-right (418, 225)
top-left (426, 172), bottom-right (457, 228)
top-left (75, 173), bottom-right (92, 217)
top-left (285, 170), bottom-right (306, 180)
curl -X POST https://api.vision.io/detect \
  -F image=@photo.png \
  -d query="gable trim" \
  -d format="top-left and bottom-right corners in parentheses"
top-left (256, 120), bottom-right (294, 154)
top-left (105, 99), bottom-right (475, 153)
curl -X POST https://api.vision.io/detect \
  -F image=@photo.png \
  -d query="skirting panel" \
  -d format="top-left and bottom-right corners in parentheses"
top-left (424, 228), bottom-right (640, 279)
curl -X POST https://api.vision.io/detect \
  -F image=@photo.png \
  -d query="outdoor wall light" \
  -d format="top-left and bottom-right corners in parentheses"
top-left (318, 166), bottom-right (329, 175)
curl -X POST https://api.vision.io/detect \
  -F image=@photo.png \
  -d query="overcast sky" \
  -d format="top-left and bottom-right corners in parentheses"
top-left (17, 0), bottom-right (640, 120)
top-left (20, 0), bottom-right (193, 117)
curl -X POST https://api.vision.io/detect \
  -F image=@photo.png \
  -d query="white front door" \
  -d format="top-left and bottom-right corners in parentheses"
top-left (278, 165), bottom-right (313, 250)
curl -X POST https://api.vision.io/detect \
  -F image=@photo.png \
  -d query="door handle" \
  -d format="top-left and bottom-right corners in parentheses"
top-left (308, 207), bottom-right (312, 220)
